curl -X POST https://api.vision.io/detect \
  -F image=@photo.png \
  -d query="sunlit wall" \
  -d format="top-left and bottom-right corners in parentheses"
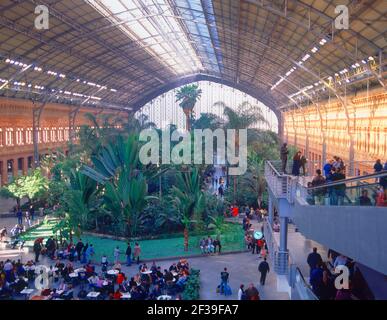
top-left (135, 81), bottom-right (278, 132)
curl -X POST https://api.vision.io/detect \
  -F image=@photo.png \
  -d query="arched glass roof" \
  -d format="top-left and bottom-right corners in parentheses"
top-left (0, 0), bottom-right (385, 113)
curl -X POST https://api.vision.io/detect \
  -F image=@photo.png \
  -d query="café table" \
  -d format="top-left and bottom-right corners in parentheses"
top-left (121, 293), bottom-right (131, 300)
top-left (157, 295), bottom-right (172, 300)
top-left (87, 291), bottom-right (100, 300)
top-left (69, 272), bottom-right (78, 278)
top-left (74, 268), bottom-right (86, 273)
top-left (107, 269), bottom-right (119, 275)
top-left (20, 288), bottom-right (34, 300)
top-left (141, 270), bottom-right (152, 274)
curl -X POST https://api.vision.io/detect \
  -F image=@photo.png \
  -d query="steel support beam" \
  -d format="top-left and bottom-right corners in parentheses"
top-left (32, 100), bottom-right (47, 167)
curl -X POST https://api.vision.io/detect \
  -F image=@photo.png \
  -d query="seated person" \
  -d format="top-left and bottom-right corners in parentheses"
top-left (164, 269), bottom-right (173, 282)
top-left (88, 273), bottom-right (99, 287)
top-left (199, 238), bottom-right (206, 254)
top-left (113, 262), bottom-right (122, 271)
top-left (10, 276), bottom-right (28, 294)
top-left (128, 277), bottom-right (137, 288)
top-left (175, 274), bottom-right (188, 289)
top-left (116, 272), bottom-right (125, 286)
top-left (149, 284), bottom-right (162, 299)
top-left (111, 289), bottom-right (122, 300)
top-left (85, 263), bottom-right (94, 276)
top-left (169, 263), bottom-right (178, 273)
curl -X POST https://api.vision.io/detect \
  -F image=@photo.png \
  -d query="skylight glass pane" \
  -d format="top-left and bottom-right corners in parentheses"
top-left (86, 0), bottom-right (203, 75)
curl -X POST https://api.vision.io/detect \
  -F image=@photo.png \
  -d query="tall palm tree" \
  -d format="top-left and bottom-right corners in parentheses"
top-left (176, 84), bottom-right (202, 131)
top-left (171, 167), bottom-right (205, 251)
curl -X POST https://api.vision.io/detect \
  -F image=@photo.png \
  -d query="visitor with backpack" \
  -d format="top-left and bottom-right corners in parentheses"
top-left (219, 267), bottom-right (232, 296)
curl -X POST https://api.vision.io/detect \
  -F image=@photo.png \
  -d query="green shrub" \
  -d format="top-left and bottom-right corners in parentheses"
top-left (182, 268), bottom-right (200, 300)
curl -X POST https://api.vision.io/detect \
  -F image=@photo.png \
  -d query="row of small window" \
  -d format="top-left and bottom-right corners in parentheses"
top-left (0, 128), bottom-right (74, 146)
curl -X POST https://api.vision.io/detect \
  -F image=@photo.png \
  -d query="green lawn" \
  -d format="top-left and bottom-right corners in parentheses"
top-left (20, 219), bottom-right (245, 262)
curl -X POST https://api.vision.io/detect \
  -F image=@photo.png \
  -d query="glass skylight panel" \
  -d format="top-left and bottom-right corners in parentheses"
top-left (86, 0), bottom-right (203, 75)
top-left (174, 0), bottom-right (222, 74)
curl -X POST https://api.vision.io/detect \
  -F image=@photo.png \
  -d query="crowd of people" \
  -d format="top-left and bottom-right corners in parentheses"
top-left (308, 158), bottom-right (387, 206)
top-left (306, 247), bottom-right (367, 300)
top-left (0, 249), bottom-right (192, 300)
top-left (280, 143), bottom-right (387, 206)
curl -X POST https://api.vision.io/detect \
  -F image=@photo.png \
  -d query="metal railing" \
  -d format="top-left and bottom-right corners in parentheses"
top-left (268, 159), bottom-right (377, 177)
top-left (263, 218), bottom-right (318, 300)
top-left (296, 171), bottom-right (387, 206)
top-left (265, 161), bottom-right (295, 203)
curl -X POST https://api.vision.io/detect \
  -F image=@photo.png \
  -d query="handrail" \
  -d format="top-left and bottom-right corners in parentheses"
top-left (306, 171), bottom-right (387, 190)
top-left (266, 160), bottom-right (285, 177)
top-left (294, 267), bottom-right (319, 300)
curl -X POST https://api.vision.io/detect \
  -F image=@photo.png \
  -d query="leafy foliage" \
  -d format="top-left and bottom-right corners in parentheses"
top-left (0, 169), bottom-right (48, 204)
top-left (182, 269), bottom-right (200, 300)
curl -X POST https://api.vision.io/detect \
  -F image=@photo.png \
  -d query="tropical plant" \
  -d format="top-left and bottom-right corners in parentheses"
top-left (0, 169), bottom-right (48, 206)
top-left (182, 268), bottom-right (200, 300)
top-left (171, 167), bottom-right (205, 251)
top-left (176, 84), bottom-right (202, 131)
top-left (81, 134), bottom-right (158, 236)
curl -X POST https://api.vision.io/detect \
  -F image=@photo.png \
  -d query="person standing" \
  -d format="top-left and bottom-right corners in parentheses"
top-left (311, 169), bottom-right (326, 205)
top-left (300, 154), bottom-right (307, 176)
top-left (219, 267), bottom-right (230, 295)
top-left (307, 247), bottom-right (322, 276)
top-left (85, 243), bottom-right (95, 263)
top-left (238, 284), bottom-right (246, 300)
top-left (25, 210), bottom-right (31, 227)
top-left (126, 243), bottom-right (132, 266)
top-left (133, 242), bottom-right (141, 264)
top-left (75, 239), bottom-right (84, 262)
top-left (81, 242), bottom-right (88, 263)
top-left (292, 151), bottom-right (302, 176)
top-left (245, 283), bottom-right (260, 300)
top-left (374, 159), bottom-right (383, 172)
top-left (280, 143), bottom-right (289, 173)
top-left (33, 240), bottom-right (42, 263)
top-left (114, 246), bottom-right (120, 264)
top-left (258, 257), bottom-right (270, 286)
top-left (16, 207), bottom-right (23, 225)
top-left (29, 205), bottom-right (35, 221)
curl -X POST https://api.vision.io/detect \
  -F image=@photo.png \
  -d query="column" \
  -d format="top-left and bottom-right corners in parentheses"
top-left (348, 136), bottom-right (355, 176)
top-left (277, 216), bottom-right (289, 275)
top-left (12, 159), bottom-right (18, 179)
top-left (322, 137), bottom-right (327, 166)
top-left (268, 195), bottom-right (274, 225)
top-left (22, 157), bottom-right (28, 175)
top-left (0, 160), bottom-right (7, 186)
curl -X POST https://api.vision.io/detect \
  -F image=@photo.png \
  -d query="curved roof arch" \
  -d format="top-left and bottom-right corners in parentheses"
top-left (128, 73), bottom-right (280, 119)
top-left (0, 0), bottom-right (384, 112)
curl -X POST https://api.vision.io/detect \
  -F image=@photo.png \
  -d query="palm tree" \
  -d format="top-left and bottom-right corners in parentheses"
top-left (192, 112), bottom-right (223, 130)
top-left (213, 101), bottom-right (269, 202)
top-left (171, 167), bottom-right (205, 251)
top-left (176, 84), bottom-right (202, 131)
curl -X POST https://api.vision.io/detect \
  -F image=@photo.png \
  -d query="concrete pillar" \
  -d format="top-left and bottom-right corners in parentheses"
top-left (279, 217), bottom-right (288, 252)
top-left (277, 216), bottom-right (289, 275)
